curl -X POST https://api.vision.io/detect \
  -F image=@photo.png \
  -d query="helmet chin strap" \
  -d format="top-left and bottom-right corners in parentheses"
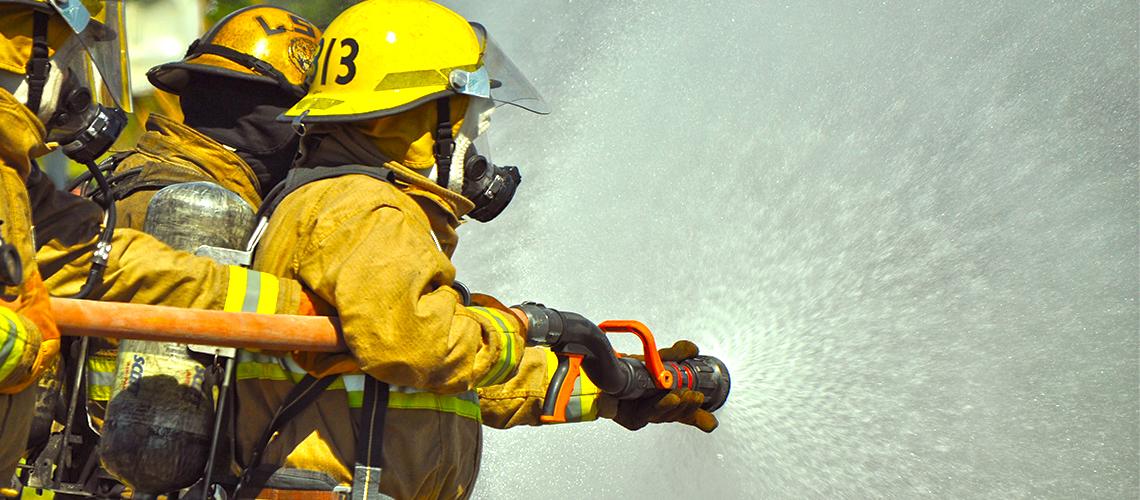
top-left (24, 10), bottom-right (50, 115)
top-left (431, 97), bottom-right (455, 189)
top-left (0, 11), bottom-right (66, 127)
top-left (427, 97), bottom-right (496, 194)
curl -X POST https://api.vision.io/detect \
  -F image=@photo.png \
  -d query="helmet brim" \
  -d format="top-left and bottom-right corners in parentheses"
top-left (279, 85), bottom-right (457, 123)
top-left (147, 57), bottom-right (288, 96)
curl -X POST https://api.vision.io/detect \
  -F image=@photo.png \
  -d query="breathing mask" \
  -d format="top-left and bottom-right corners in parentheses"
top-left (2, 1), bottom-right (133, 163)
top-left (458, 140), bottom-right (520, 223)
top-left (40, 5), bottom-right (128, 163)
top-left (42, 61), bottom-right (127, 163)
top-left (9, 0), bottom-right (133, 299)
top-left (438, 96), bottom-right (522, 223)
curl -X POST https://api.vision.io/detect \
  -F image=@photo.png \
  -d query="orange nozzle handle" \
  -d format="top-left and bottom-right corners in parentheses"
top-left (539, 352), bottom-right (584, 424)
top-left (50, 298), bottom-right (345, 352)
top-left (597, 320), bottom-right (673, 390)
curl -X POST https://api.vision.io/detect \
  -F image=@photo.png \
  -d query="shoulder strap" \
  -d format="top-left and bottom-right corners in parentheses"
top-left (257, 165), bottom-right (394, 220)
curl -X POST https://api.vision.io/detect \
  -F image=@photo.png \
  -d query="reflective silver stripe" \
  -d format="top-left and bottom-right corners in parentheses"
top-left (241, 270), bottom-right (261, 312)
top-left (343, 374), bottom-right (365, 392)
top-left (87, 370), bottom-right (115, 388)
top-left (236, 354), bottom-right (481, 416)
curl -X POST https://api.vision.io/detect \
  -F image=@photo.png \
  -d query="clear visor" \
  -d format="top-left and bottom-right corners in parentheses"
top-left (49, 0), bottom-right (131, 111)
top-left (452, 23), bottom-right (549, 115)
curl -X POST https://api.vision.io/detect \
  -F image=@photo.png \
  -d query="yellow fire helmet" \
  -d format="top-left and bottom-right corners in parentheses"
top-left (0, 0), bottom-right (132, 111)
top-left (148, 5), bottom-right (321, 98)
top-left (283, 0), bottom-right (548, 123)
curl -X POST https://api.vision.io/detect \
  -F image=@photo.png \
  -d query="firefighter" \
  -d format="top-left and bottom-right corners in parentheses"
top-left (69, 4), bottom-right (321, 430)
top-left (105, 4), bottom-right (321, 228)
top-left (232, 1), bottom-right (715, 498)
top-left (0, 0), bottom-right (317, 490)
top-left (0, 0), bottom-right (130, 485)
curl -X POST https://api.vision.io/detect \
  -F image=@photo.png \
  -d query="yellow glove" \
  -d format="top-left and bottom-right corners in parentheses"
top-left (597, 340), bottom-right (719, 433)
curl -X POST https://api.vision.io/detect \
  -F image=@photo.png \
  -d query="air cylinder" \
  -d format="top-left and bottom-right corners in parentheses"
top-left (98, 182), bottom-right (256, 496)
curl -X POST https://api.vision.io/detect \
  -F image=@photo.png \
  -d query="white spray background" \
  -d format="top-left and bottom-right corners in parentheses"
top-left (440, 1), bottom-right (1138, 498)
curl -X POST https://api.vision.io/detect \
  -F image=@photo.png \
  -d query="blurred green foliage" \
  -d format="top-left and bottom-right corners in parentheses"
top-left (204, 0), bottom-right (361, 28)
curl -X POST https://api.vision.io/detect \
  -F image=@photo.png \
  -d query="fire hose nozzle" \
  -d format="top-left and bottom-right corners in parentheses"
top-left (515, 303), bottom-right (731, 423)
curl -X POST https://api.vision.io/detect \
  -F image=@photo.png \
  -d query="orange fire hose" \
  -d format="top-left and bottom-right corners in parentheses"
top-left (50, 298), bottom-right (344, 352)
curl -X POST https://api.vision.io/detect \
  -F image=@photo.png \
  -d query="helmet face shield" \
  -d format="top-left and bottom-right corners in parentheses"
top-left (464, 23), bottom-right (548, 115)
top-left (50, 0), bottom-right (131, 111)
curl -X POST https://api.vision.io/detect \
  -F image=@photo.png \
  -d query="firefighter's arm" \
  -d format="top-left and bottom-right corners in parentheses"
top-left (0, 169), bottom-right (57, 393)
top-left (302, 191), bottom-right (523, 394)
top-left (27, 165), bottom-right (309, 314)
top-left (37, 228), bottom-right (308, 315)
top-left (0, 303), bottom-right (43, 393)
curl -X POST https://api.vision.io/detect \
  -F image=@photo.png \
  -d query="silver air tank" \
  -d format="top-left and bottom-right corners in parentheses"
top-left (98, 182), bottom-right (257, 497)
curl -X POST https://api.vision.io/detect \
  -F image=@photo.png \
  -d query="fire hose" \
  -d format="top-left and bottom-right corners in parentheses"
top-left (50, 298), bottom-right (731, 416)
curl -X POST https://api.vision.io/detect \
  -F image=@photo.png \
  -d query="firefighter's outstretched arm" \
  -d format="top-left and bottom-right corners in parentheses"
top-left (27, 168), bottom-right (309, 315)
top-left (479, 303), bottom-right (723, 433)
top-left (38, 228), bottom-right (309, 314)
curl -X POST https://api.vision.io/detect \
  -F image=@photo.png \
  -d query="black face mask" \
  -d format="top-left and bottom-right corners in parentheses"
top-left (44, 71), bottom-right (127, 164)
top-left (180, 74), bottom-right (300, 194)
top-left (461, 145), bottom-right (521, 223)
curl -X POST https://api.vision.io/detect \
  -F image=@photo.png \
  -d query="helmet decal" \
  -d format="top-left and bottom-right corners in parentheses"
top-left (288, 35), bottom-right (317, 76)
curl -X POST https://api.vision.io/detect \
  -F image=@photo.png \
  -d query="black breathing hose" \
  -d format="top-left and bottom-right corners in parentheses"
top-left (69, 160), bottom-right (116, 299)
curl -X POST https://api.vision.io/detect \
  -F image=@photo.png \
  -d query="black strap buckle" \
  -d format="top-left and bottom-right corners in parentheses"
top-left (432, 98), bottom-right (454, 188)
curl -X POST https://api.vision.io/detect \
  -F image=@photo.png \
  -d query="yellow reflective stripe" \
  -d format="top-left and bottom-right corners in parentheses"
top-left (225, 267), bottom-right (278, 316)
top-left (88, 383), bottom-right (113, 402)
top-left (469, 307), bottom-right (518, 388)
top-left (236, 359), bottom-right (290, 381)
top-left (374, 64), bottom-right (479, 91)
top-left (346, 386), bottom-right (363, 408)
top-left (388, 391), bottom-right (482, 422)
top-left (0, 307), bottom-right (30, 384)
top-left (86, 355), bottom-right (117, 402)
top-left (235, 354), bottom-right (480, 420)
top-left (254, 272), bottom-right (279, 314)
top-left (545, 349), bottom-right (558, 380)
top-left (224, 266), bottom-right (249, 313)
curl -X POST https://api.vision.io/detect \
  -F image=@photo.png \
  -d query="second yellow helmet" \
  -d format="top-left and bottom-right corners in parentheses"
top-left (147, 5), bottom-right (321, 98)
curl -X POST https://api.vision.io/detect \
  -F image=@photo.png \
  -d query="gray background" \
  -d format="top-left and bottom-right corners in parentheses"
top-left (440, 1), bottom-right (1138, 498)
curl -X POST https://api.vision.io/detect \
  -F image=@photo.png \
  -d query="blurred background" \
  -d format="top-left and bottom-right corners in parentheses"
top-left (41, 0), bottom-right (362, 184)
top-left (50, 1), bottom-right (1140, 498)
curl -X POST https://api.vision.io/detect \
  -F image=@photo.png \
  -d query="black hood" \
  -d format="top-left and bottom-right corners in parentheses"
top-left (179, 73), bottom-right (300, 194)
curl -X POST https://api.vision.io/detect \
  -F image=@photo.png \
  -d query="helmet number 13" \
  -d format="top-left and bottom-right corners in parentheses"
top-left (317, 37), bottom-right (359, 86)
